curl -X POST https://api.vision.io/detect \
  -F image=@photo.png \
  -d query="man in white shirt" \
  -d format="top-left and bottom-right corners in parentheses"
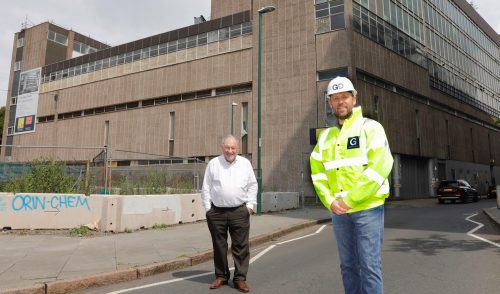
top-left (202, 135), bottom-right (257, 293)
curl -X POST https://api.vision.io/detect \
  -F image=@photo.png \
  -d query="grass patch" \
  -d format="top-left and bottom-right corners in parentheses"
top-left (69, 226), bottom-right (90, 236)
top-left (152, 223), bottom-right (169, 229)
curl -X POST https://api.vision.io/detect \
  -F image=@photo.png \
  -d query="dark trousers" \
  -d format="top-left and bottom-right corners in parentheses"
top-left (206, 204), bottom-right (250, 282)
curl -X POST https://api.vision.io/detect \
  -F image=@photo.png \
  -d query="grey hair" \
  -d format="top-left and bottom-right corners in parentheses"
top-left (221, 134), bottom-right (239, 146)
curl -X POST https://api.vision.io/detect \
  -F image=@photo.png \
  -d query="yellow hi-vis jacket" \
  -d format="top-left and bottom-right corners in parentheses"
top-left (310, 106), bottom-right (393, 213)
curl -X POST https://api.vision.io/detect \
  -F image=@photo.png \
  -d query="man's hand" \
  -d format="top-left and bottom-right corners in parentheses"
top-left (330, 199), bottom-right (351, 215)
top-left (247, 208), bottom-right (254, 215)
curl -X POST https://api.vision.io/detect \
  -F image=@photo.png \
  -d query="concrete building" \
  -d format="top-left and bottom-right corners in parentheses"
top-left (2, 0), bottom-right (499, 199)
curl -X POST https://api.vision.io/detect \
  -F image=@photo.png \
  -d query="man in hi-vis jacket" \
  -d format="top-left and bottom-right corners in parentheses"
top-left (310, 76), bottom-right (393, 294)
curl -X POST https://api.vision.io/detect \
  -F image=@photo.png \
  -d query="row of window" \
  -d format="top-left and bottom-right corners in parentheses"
top-left (431, 0), bottom-right (497, 54)
top-left (381, 0), bottom-right (424, 44)
top-left (314, 0), bottom-right (346, 34)
top-left (43, 22), bottom-right (252, 84)
top-left (357, 71), bottom-right (498, 130)
top-left (426, 3), bottom-right (497, 76)
top-left (353, 1), bottom-right (498, 117)
top-left (426, 30), bottom-right (496, 98)
top-left (48, 30), bottom-right (68, 46)
top-left (353, 3), bottom-right (427, 69)
top-left (37, 83), bottom-right (252, 123)
top-left (318, 68), bottom-right (348, 81)
top-left (430, 75), bottom-right (499, 117)
top-left (429, 65), bottom-right (499, 116)
top-left (73, 41), bottom-right (98, 55)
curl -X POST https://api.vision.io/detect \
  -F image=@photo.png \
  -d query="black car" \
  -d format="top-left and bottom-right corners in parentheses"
top-left (487, 185), bottom-right (497, 199)
top-left (436, 180), bottom-right (479, 204)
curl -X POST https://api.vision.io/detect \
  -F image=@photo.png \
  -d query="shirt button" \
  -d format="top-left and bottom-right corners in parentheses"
top-left (337, 168), bottom-right (339, 170)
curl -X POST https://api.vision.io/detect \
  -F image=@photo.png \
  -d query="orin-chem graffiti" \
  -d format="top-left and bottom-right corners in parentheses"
top-left (11, 194), bottom-right (90, 212)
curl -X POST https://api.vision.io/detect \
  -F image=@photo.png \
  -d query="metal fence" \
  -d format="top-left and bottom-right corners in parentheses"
top-left (0, 154), bottom-right (205, 195)
top-left (93, 162), bottom-right (205, 195)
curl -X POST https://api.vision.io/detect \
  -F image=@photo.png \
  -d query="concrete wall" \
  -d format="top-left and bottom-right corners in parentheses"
top-left (0, 192), bottom-right (300, 232)
top-left (261, 192), bottom-right (299, 212)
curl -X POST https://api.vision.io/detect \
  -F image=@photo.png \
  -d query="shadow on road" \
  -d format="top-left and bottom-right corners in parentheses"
top-left (386, 233), bottom-right (500, 256)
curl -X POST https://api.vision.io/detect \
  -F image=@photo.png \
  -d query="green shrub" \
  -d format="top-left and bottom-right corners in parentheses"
top-left (3, 159), bottom-right (75, 194)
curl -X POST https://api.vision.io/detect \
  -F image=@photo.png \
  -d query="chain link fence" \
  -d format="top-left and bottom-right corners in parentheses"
top-left (0, 150), bottom-right (206, 195)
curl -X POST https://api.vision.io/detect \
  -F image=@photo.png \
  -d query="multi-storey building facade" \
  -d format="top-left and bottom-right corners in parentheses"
top-left (2, 0), bottom-right (499, 199)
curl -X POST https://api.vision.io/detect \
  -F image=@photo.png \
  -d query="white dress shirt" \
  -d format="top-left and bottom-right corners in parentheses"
top-left (201, 155), bottom-right (258, 212)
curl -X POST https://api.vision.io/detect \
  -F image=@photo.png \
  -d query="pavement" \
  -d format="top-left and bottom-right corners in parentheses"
top-left (0, 198), bottom-right (499, 294)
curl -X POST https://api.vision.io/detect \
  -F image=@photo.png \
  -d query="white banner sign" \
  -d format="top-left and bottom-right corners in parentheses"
top-left (15, 67), bottom-right (41, 134)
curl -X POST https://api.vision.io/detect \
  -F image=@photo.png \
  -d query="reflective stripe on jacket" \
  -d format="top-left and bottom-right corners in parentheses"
top-left (310, 106), bottom-right (394, 213)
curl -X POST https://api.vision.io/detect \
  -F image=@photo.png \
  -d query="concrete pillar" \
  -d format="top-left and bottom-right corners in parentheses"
top-left (392, 154), bottom-right (401, 198)
top-left (428, 158), bottom-right (436, 197)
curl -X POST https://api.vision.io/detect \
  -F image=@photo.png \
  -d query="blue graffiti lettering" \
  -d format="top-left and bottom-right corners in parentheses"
top-left (35, 196), bottom-right (46, 210)
top-left (77, 196), bottom-right (90, 210)
top-left (12, 194), bottom-right (91, 212)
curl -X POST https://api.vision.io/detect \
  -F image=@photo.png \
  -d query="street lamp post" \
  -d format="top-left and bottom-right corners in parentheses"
top-left (231, 102), bottom-right (238, 135)
top-left (257, 6), bottom-right (275, 215)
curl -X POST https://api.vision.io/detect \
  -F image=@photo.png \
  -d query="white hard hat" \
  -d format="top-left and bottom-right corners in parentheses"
top-left (326, 76), bottom-right (357, 97)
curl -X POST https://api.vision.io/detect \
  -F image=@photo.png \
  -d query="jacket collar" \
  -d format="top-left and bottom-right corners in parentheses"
top-left (340, 106), bottom-right (363, 129)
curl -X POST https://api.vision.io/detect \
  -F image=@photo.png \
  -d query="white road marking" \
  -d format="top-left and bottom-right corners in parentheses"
top-left (276, 224), bottom-right (326, 245)
top-left (249, 244), bottom-right (276, 264)
top-left (106, 271), bottom-right (215, 294)
top-left (465, 213), bottom-right (500, 248)
top-left (107, 224), bottom-right (327, 293)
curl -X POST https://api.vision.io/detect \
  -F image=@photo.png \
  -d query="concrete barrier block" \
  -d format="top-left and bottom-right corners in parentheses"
top-left (100, 195), bottom-right (122, 232)
top-left (261, 192), bottom-right (299, 212)
top-left (180, 194), bottom-right (201, 223)
top-left (0, 193), bottom-right (103, 230)
top-left (118, 195), bottom-right (181, 231)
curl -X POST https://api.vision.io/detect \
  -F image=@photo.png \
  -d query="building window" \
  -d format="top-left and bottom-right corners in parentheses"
top-left (14, 61), bottom-right (21, 71)
top-left (169, 112), bottom-right (175, 156)
top-left (208, 30), bottom-right (219, 43)
top-left (73, 41), bottom-right (97, 56)
top-left (48, 31), bottom-right (68, 46)
top-left (241, 102), bottom-right (249, 154)
top-left (315, 0), bottom-right (345, 34)
top-left (230, 24), bottom-right (242, 38)
top-left (187, 35), bottom-right (197, 48)
top-left (318, 68), bottom-right (348, 81)
top-left (242, 22), bottom-right (252, 35)
top-left (17, 37), bottom-right (24, 48)
top-left (11, 97), bottom-right (17, 105)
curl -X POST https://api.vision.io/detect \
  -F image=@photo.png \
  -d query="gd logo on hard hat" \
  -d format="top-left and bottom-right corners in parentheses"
top-left (331, 83), bottom-right (344, 91)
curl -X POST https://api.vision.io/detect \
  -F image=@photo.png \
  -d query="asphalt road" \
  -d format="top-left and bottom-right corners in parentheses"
top-left (79, 198), bottom-right (500, 294)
